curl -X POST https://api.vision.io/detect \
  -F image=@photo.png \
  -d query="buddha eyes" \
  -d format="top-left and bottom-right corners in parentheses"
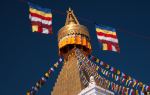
top-left (69, 30), bottom-right (74, 33)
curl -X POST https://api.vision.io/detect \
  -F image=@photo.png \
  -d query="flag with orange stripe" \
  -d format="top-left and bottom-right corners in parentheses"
top-left (96, 24), bottom-right (120, 52)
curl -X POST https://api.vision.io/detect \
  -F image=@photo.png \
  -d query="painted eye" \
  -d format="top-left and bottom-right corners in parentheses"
top-left (69, 29), bottom-right (74, 33)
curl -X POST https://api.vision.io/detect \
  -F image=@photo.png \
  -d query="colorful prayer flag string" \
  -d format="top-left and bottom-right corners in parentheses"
top-left (75, 49), bottom-right (129, 94)
top-left (75, 48), bottom-right (150, 94)
top-left (88, 55), bottom-right (150, 93)
top-left (26, 57), bottom-right (63, 95)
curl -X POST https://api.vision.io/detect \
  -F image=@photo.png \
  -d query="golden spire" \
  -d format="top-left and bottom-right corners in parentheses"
top-left (65, 8), bottom-right (79, 25)
top-left (58, 8), bottom-right (92, 56)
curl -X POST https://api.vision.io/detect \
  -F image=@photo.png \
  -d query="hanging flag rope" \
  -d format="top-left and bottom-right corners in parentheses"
top-left (19, 1), bottom-right (150, 40)
top-left (75, 49), bottom-right (150, 94)
top-left (88, 54), bottom-right (150, 92)
top-left (79, 68), bottom-right (89, 86)
top-left (51, 9), bottom-right (150, 40)
top-left (77, 61), bottom-right (89, 86)
top-left (75, 49), bottom-right (110, 89)
top-left (75, 49), bottom-right (132, 94)
top-left (79, 59), bottom-right (136, 95)
top-left (26, 57), bottom-right (63, 95)
top-left (28, 2), bottom-right (52, 34)
top-left (77, 56), bottom-right (107, 89)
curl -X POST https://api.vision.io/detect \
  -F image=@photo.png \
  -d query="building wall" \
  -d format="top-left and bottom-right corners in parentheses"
top-left (78, 85), bottom-right (114, 95)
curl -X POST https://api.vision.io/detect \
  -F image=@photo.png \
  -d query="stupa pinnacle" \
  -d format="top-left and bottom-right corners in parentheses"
top-left (52, 8), bottom-right (92, 95)
top-left (65, 7), bottom-right (79, 25)
top-left (58, 8), bottom-right (92, 57)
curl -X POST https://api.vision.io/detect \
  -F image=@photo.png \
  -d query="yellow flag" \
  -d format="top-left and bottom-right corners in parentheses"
top-left (54, 62), bottom-right (58, 68)
top-left (133, 82), bottom-right (137, 87)
top-left (32, 25), bottom-right (38, 32)
top-left (102, 43), bottom-right (108, 50)
top-left (106, 64), bottom-right (110, 69)
top-left (45, 72), bottom-right (49, 77)
top-left (139, 82), bottom-right (143, 87)
top-left (128, 76), bottom-right (132, 80)
top-left (96, 66), bottom-right (99, 71)
top-left (126, 80), bottom-right (129, 85)
top-left (126, 88), bottom-right (129, 95)
top-left (26, 92), bottom-right (30, 95)
top-left (136, 90), bottom-right (139, 95)
top-left (117, 70), bottom-right (120, 75)
top-left (96, 59), bottom-right (100, 63)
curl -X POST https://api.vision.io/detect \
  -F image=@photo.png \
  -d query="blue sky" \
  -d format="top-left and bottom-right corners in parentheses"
top-left (0, 0), bottom-right (150, 95)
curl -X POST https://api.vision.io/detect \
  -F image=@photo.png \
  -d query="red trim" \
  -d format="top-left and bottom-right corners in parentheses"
top-left (31, 21), bottom-right (52, 28)
top-left (98, 39), bottom-right (119, 46)
top-left (38, 26), bottom-right (42, 32)
top-left (98, 40), bottom-right (120, 52)
top-left (107, 43), bottom-right (112, 51)
top-left (96, 32), bottom-right (117, 38)
top-left (30, 12), bottom-right (52, 21)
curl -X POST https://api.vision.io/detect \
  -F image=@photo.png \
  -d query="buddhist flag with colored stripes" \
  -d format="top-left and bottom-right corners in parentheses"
top-left (96, 24), bottom-right (120, 52)
top-left (28, 2), bottom-right (52, 34)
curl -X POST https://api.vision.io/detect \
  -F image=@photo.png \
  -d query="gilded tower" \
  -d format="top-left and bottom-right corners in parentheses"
top-left (51, 8), bottom-right (92, 95)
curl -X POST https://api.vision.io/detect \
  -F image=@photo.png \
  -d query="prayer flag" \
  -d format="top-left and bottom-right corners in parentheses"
top-left (96, 24), bottom-right (120, 52)
top-left (28, 2), bottom-right (52, 34)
